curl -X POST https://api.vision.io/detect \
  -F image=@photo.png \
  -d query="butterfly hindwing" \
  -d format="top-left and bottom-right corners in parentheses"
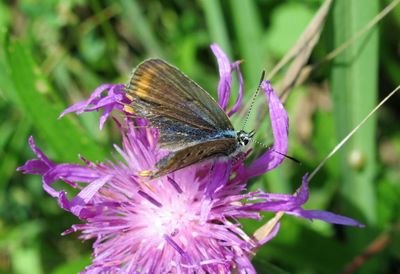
top-left (151, 138), bottom-right (238, 179)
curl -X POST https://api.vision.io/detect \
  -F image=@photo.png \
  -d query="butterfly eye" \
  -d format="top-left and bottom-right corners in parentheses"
top-left (237, 130), bottom-right (252, 146)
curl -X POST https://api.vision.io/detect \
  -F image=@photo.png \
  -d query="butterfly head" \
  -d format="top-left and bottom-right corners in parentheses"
top-left (237, 130), bottom-right (255, 146)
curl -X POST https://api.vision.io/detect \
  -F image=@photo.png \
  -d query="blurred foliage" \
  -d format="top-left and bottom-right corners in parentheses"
top-left (0, 0), bottom-right (400, 273)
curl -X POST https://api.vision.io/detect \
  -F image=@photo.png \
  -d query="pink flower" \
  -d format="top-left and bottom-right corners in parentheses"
top-left (18, 44), bottom-right (362, 273)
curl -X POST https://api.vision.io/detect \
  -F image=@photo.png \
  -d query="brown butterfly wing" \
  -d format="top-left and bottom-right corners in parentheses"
top-left (126, 59), bottom-right (234, 151)
top-left (151, 138), bottom-right (238, 179)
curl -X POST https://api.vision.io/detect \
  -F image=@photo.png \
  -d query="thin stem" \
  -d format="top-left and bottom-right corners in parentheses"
top-left (308, 85), bottom-right (400, 182)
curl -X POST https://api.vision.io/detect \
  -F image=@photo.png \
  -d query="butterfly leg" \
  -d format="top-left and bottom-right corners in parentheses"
top-left (136, 171), bottom-right (158, 194)
top-left (208, 159), bottom-right (217, 181)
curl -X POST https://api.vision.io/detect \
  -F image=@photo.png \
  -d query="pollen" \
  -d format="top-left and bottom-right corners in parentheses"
top-left (125, 93), bottom-right (134, 101)
top-left (123, 105), bottom-right (135, 114)
top-left (138, 169), bottom-right (154, 177)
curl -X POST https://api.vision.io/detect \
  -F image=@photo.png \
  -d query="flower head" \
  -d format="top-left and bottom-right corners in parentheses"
top-left (18, 44), bottom-right (362, 273)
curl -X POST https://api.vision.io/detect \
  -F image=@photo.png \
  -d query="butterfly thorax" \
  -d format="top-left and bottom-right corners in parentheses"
top-left (237, 130), bottom-right (255, 146)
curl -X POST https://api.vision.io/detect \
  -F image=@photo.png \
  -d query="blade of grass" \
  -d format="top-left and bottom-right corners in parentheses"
top-left (282, 0), bottom-right (399, 94)
top-left (238, 0), bottom-right (333, 130)
top-left (0, 117), bottom-right (31, 188)
top-left (119, 0), bottom-right (164, 57)
top-left (0, 118), bottom-right (15, 155)
top-left (276, 0), bottom-right (332, 101)
top-left (229, 0), bottom-right (264, 86)
top-left (309, 85), bottom-right (400, 182)
top-left (305, 0), bottom-right (400, 77)
top-left (2, 35), bottom-right (106, 162)
top-left (330, 0), bottom-right (379, 225)
top-left (89, 0), bottom-right (118, 54)
top-left (267, 0), bottom-right (332, 82)
top-left (200, 0), bottom-right (232, 58)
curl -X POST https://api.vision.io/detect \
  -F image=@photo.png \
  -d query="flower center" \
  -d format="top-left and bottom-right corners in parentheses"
top-left (157, 197), bottom-right (199, 237)
top-left (140, 188), bottom-right (201, 240)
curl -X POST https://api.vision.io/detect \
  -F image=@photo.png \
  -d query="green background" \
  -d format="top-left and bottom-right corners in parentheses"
top-left (1, 0), bottom-right (400, 273)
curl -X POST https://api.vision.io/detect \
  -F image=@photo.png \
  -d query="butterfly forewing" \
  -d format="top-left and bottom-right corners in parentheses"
top-left (126, 59), bottom-right (238, 178)
top-left (127, 59), bottom-right (233, 140)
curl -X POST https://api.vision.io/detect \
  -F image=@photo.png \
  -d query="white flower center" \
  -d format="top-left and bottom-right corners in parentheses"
top-left (141, 193), bottom-right (201, 240)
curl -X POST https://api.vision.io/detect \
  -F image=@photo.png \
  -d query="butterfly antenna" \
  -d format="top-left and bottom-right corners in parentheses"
top-left (251, 139), bottom-right (301, 164)
top-left (241, 70), bottom-right (265, 131)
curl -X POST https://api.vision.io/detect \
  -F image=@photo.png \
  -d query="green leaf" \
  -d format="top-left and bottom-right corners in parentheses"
top-left (0, 2), bottom-right (11, 28)
top-left (11, 245), bottom-right (43, 274)
top-left (330, 0), bottom-right (379, 224)
top-left (265, 3), bottom-right (315, 57)
top-left (119, 0), bottom-right (164, 57)
top-left (257, 221), bottom-right (355, 274)
top-left (200, 0), bottom-right (232, 58)
top-left (229, 0), bottom-right (266, 86)
top-left (329, 1), bottom-right (380, 272)
top-left (2, 34), bottom-right (106, 162)
top-left (0, 116), bottom-right (31, 189)
top-left (253, 259), bottom-right (291, 274)
top-left (52, 254), bottom-right (91, 274)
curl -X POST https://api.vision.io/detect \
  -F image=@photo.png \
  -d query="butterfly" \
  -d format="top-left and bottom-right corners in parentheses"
top-left (124, 59), bottom-right (255, 179)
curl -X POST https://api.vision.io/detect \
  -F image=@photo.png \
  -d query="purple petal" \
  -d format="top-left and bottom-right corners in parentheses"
top-left (40, 163), bottom-right (100, 201)
top-left (59, 84), bottom-right (127, 130)
top-left (17, 136), bottom-right (55, 174)
top-left (211, 43), bottom-right (231, 111)
top-left (18, 137), bottom-right (104, 203)
top-left (211, 44), bottom-right (245, 116)
top-left (204, 161), bottom-right (232, 199)
top-left (239, 81), bottom-right (288, 180)
top-left (43, 164), bottom-right (101, 186)
top-left (163, 234), bottom-right (186, 256)
top-left (287, 209), bottom-right (365, 227)
top-left (200, 161), bottom-right (232, 222)
top-left (62, 224), bottom-right (87, 235)
top-left (243, 175), bottom-right (364, 227)
top-left (17, 159), bottom-right (50, 175)
top-left (60, 101), bottom-right (90, 117)
top-left (232, 250), bottom-right (256, 274)
top-left (227, 61), bottom-right (244, 116)
top-left (18, 137), bottom-right (113, 218)
top-left (59, 84), bottom-right (114, 117)
top-left (68, 175), bottom-right (112, 218)
top-left (29, 136), bottom-right (53, 166)
top-left (242, 174), bottom-right (309, 212)
top-left (285, 176), bottom-right (363, 227)
top-left (99, 105), bottom-right (114, 130)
